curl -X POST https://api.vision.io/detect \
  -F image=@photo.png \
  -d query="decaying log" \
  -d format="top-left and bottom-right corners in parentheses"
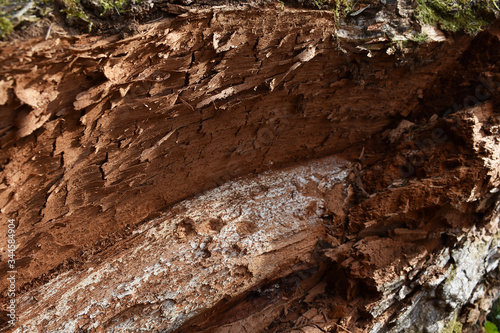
top-left (1, 2), bottom-right (500, 332)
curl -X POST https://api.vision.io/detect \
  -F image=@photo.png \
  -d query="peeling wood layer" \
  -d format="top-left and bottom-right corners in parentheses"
top-left (0, 5), bottom-right (500, 333)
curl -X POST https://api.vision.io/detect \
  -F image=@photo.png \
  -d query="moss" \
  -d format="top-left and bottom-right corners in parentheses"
top-left (0, 0), bottom-right (55, 38)
top-left (485, 321), bottom-right (500, 333)
top-left (0, 0), bottom-right (139, 38)
top-left (451, 321), bottom-right (463, 333)
top-left (61, 0), bottom-right (88, 20)
top-left (446, 263), bottom-right (458, 283)
top-left (416, 0), bottom-right (497, 34)
top-left (310, 0), bottom-right (356, 24)
top-left (486, 296), bottom-right (500, 332)
top-left (442, 312), bottom-right (463, 333)
top-left (410, 32), bottom-right (430, 43)
top-left (98, 0), bottom-right (128, 15)
top-left (0, 14), bottom-right (13, 37)
top-left (60, 0), bottom-right (93, 31)
top-left (333, 0), bottom-right (356, 22)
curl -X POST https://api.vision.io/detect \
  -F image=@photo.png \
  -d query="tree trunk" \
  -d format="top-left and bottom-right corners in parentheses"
top-left (1, 3), bottom-right (500, 332)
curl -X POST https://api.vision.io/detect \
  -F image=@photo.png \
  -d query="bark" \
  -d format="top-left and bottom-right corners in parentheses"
top-left (0, 2), bottom-right (500, 332)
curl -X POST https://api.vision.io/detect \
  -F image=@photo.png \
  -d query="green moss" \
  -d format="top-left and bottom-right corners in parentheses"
top-left (333, 0), bottom-right (356, 22)
top-left (450, 321), bottom-right (463, 333)
top-left (0, 0), bottom-right (55, 38)
top-left (442, 312), bottom-right (463, 333)
top-left (311, 0), bottom-right (356, 24)
top-left (416, 0), bottom-right (497, 33)
top-left (445, 264), bottom-right (458, 283)
top-left (485, 321), bottom-right (500, 333)
top-left (60, 0), bottom-right (94, 31)
top-left (61, 1), bottom-right (87, 20)
top-left (486, 296), bottom-right (500, 332)
top-left (0, 0), bottom-right (139, 38)
top-left (98, 0), bottom-right (127, 15)
top-left (410, 32), bottom-right (430, 43)
top-left (0, 14), bottom-right (13, 37)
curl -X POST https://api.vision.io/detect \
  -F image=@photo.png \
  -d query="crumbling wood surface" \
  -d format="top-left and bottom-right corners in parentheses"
top-left (0, 4), bottom-right (500, 332)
